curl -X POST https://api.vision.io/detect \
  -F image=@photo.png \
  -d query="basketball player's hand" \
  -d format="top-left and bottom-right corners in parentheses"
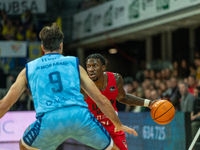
top-left (148, 99), bottom-right (159, 109)
top-left (114, 125), bottom-right (138, 136)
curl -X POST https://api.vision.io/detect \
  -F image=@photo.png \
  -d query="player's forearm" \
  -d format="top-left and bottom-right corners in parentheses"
top-left (96, 95), bottom-right (122, 127)
top-left (0, 100), bottom-right (11, 119)
top-left (119, 93), bottom-right (148, 106)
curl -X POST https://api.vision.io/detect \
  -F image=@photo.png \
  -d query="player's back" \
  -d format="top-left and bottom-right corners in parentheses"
top-left (26, 53), bottom-right (87, 115)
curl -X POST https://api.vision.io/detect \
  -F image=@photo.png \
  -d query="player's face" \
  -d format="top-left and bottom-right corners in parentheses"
top-left (86, 58), bottom-right (104, 81)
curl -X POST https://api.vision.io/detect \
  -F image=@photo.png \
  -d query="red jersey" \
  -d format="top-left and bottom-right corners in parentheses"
top-left (86, 72), bottom-right (118, 126)
top-left (86, 72), bottom-right (128, 150)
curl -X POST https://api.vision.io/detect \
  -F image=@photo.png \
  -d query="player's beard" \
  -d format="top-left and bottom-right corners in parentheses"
top-left (92, 77), bottom-right (98, 82)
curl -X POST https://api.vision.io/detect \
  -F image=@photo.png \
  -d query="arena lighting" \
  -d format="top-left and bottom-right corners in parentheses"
top-left (109, 48), bottom-right (118, 54)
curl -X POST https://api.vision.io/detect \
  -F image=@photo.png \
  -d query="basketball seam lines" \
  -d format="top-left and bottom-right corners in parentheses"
top-left (155, 113), bottom-right (175, 123)
top-left (154, 104), bottom-right (174, 120)
top-left (153, 101), bottom-right (168, 119)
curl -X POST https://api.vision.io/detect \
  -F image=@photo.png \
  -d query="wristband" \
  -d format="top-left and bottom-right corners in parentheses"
top-left (144, 99), bottom-right (150, 107)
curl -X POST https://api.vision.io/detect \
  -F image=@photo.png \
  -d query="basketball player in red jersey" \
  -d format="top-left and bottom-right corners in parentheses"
top-left (81, 53), bottom-right (156, 150)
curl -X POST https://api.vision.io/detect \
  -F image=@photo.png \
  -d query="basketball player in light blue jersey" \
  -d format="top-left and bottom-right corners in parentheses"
top-left (0, 23), bottom-right (137, 150)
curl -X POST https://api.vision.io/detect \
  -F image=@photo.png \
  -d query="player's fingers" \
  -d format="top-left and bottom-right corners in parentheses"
top-left (126, 128), bottom-right (138, 136)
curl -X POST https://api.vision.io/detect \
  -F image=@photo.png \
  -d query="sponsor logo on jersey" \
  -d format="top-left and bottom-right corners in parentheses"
top-left (109, 86), bottom-right (115, 92)
top-left (123, 140), bottom-right (128, 148)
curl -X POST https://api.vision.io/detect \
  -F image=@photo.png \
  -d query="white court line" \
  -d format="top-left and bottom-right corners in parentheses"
top-left (188, 127), bottom-right (200, 150)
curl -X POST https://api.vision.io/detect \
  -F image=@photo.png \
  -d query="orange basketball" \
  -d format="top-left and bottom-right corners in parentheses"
top-left (151, 100), bottom-right (175, 125)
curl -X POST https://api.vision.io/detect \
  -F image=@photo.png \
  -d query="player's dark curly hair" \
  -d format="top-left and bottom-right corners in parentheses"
top-left (86, 53), bottom-right (105, 66)
top-left (39, 22), bottom-right (64, 51)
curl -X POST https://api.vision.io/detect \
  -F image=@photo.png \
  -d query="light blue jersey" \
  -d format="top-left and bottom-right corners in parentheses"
top-left (22, 53), bottom-right (113, 150)
top-left (26, 53), bottom-right (88, 115)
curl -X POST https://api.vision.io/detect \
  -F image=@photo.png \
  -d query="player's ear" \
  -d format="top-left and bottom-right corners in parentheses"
top-left (41, 44), bottom-right (45, 53)
top-left (102, 65), bottom-right (106, 71)
top-left (60, 42), bottom-right (63, 54)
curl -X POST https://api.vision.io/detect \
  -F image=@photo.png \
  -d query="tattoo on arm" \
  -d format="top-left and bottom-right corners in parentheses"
top-left (122, 93), bottom-right (144, 106)
top-left (115, 73), bottom-right (144, 106)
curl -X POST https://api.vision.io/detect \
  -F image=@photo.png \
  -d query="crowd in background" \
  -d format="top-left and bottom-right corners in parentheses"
top-left (119, 55), bottom-right (200, 141)
top-left (0, 9), bottom-right (39, 42)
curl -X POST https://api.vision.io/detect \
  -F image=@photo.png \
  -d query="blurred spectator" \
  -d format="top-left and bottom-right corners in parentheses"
top-left (171, 69), bottom-right (179, 78)
top-left (149, 70), bottom-right (155, 80)
top-left (188, 75), bottom-right (197, 94)
top-left (163, 77), bottom-right (179, 101)
top-left (26, 24), bottom-right (37, 41)
top-left (179, 59), bottom-right (190, 79)
top-left (159, 81), bottom-right (167, 95)
top-left (160, 69), bottom-right (166, 81)
top-left (16, 24), bottom-right (26, 41)
top-left (21, 10), bottom-right (33, 28)
top-left (154, 79), bottom-right (161, 89)
top-left (189, 64), bottom-right (197, 76)
top-left (2, 19), bottom-right (16, 40)
top-left (16, 89), bottom-right (33, 111)
top-left (194, 58), bottom-right (200, 81)
top-left (165, 68), bottom-right (171, 80)
top-left (132, 80), bottom-right (142, 92)
top-left (178, 82), bottom-right (195, 112)
top-left (155, 71), bottom-right (161, 79)
top-left (150, 89), bottom-right (160, 100)
top-left (191, 86), bottom-right (200, 142)
top-left (173, 61), bottom-right (178, 70)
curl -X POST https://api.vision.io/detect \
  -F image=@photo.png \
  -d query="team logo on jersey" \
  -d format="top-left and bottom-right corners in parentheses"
top-left (109, 86), bottom-right (115, 92)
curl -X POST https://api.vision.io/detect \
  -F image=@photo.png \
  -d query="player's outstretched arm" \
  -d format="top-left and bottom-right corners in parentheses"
top-left (79, 66), bottom-right (137, 136)
top-left (0, 68), bottom-right (27, 118)
top-left (114, 73), bottom-right (157, 109)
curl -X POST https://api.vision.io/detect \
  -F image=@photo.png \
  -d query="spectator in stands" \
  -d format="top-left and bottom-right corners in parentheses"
top-left (154, 79), bottom-right (161, 89)
top-left (194, 58), bottom-right (200, 81)
top-left (16, 24), bottom-right (26, 41)
top-left (159, 81), bottom-right (167, 95)
top-left (171, 69), bottom-right (179, 78)
top-left (0, 10), bottom-right (8, 27)
top-left (191, 86), bottom-right (200, 142)
top-left (173, 61), bottom-right (179, 70)
top-left (179, 59), bottom-right (190, 79)
top-left (150, 89), bottom-right (160, 100)
top-left (155, 71), bottom-right (161, 79)
top-left (189, 64), bottom-right (197, 77)
top-left (163, 77), bottom-right (179, 101)
top-left (26, 24), bottom-right (37, 41)
top-left (2, 19), bottom-right (16, 40)
top-left (161, 69), bottom-right (166, 81)
top-left (149, 70), bottom-right (155, 80)
top-left (178, 82), bottom-right (195, 112)
top-left (21, 10), bottom-right (33, 28)
top-left (165, 68), bottom-right (172, 80)
top-left (132, 80), bottom-right (142, 92)
top-left (16, 89), bottom-right (33, 111)
top-left (188, 75), bottom-right (197, 94)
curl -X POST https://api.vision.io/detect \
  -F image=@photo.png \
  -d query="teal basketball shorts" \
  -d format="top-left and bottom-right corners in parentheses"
top-left (21, 106), bottom-right (113, 150)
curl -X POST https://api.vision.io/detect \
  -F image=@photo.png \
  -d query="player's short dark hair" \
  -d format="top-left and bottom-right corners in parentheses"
top-left (39, 22), bottom-right (64, 52)
top-left (86, 53), bottom-right (106, 66)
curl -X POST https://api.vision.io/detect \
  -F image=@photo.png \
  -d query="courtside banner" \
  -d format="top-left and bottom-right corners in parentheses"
top-left (0, 111), bottom-right (36, 142)
top-left (0, 0), bottom-right (46, 15)
top-left (0, 41), bottom-right (27, 57)
top-left (118, 111), bottom-right (187, 150)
